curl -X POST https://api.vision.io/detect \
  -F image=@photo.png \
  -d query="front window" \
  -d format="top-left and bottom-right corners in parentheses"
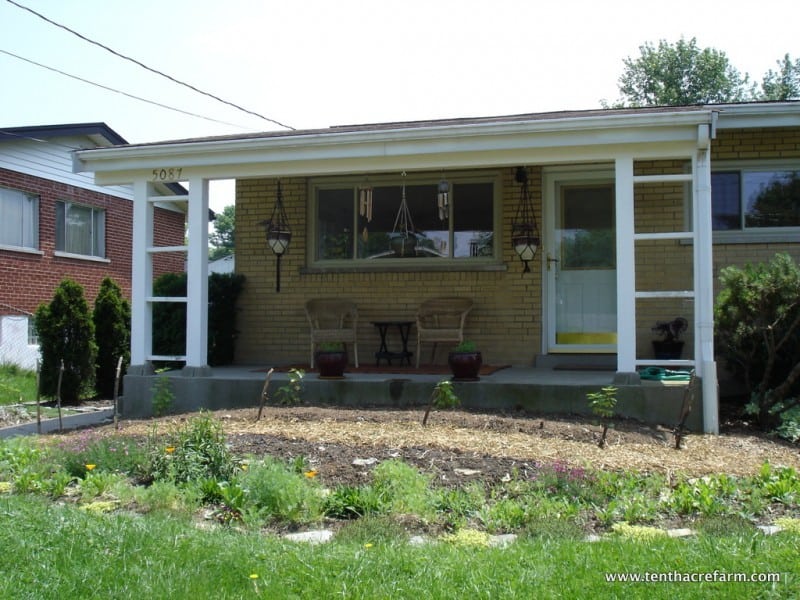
top-left (712, 169), bottom-right (800, 231)
top-left (55, 201), bottom-right (106, 258)
top-left (314, 175), bottom-right (495, 263)
top-left (0, 186), bottom-right (39, 249)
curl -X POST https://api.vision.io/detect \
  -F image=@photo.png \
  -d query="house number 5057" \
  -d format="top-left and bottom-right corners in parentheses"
top-left (151, 168), bottom-right (183, 181)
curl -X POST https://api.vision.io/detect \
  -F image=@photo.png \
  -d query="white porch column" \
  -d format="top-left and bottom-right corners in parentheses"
top-left (694, 141), bottom-right (719, 433)
top-left (130, 179), bottom-right (154, 371)
top-left (615, 156), bottom-right (636, 373)
top-left (184, 177), bottom-right (210, 372)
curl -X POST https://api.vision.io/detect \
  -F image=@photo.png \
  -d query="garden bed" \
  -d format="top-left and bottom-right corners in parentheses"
top-left (79, 405), bottom-right (799, 489)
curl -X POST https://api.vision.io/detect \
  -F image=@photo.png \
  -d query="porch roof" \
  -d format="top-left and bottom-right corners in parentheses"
top-left (73, 105), bottom-right (722, 184)
top-left (72, 102), bottom-right (799, 185)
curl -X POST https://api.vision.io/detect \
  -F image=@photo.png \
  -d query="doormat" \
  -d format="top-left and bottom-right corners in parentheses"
top-left (254, 364), bottom-right (510, 376)
top-left (553, 364), bottom-right (616, 371)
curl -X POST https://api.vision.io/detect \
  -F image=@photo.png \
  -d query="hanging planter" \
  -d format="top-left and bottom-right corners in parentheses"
top-left (390, 171), bottom-right (417, 257)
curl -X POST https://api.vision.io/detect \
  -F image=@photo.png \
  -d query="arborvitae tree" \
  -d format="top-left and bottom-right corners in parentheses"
top-left (35, 279), bottom-right (97, 405)
top-left (151, 271), bottom-right (246, 366)
top-left (93, 276), bottom-right (131, 398)
top-left (208, 272), bottom-right (245, 365)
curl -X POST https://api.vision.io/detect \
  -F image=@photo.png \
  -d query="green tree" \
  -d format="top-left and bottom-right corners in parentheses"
top-left (760, 54), bottom-right (800, 100)
top-left (613, 37), bottom-right (755, 107)
top-left (209, 205), bottom-right (235, 260)
top-left (35, 279), bottom-right (97, 404)
top-left (93, 277), bottom-right (131, 399)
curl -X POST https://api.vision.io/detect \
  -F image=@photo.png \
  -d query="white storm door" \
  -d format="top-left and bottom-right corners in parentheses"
top-left (548, 181), bottom-right (617, 352)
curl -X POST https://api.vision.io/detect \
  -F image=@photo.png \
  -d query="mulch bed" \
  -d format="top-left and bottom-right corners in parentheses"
top-left (67, 405), bottom-right (800, 490)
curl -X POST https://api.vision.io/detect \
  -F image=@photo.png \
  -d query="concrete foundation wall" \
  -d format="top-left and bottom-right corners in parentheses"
top-left (120, 371), bottom-right (703, 432)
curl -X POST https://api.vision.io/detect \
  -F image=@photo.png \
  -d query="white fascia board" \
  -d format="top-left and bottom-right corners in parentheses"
top-left (713, 102), bottom-right (800, 129)
top-left (76, 110), bottom-right (714, 184)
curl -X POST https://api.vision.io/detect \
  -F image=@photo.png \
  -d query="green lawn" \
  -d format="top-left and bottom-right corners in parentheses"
top-left (0, 494), bottom-right (796, 599)
top-left (0, 363), bottom-right (37, 406)
top-left (0, 413), bottom-right (798, 598)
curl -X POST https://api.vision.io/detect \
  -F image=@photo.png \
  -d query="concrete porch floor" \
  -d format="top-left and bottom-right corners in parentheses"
top-left (120, 365), bottom-right (703, 431)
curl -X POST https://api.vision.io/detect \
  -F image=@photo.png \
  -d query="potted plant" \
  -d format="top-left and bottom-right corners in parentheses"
top-left (447, 340), bottom-right (482, 381)
top-left (651, 317), bottom-right (688, 360)
top-left (315, 342), bottom-right (348, 378)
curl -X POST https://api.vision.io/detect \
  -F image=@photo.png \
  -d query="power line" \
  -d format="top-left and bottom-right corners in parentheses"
top-left (0, 48), bottom-right (253, 132)
top-left (6, 0), bottom-right (295, 131)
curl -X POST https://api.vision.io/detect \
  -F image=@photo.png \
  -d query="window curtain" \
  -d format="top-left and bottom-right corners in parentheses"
top-left (0, 189), bottom-right (37, 248)
top-left (56, 202), bottom-right (105, 257)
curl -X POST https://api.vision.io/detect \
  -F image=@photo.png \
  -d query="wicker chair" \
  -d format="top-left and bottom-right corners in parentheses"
top-left (415, 297), bottom-right (473, 368)
top-left (304, 299), bottom-right (359, 368)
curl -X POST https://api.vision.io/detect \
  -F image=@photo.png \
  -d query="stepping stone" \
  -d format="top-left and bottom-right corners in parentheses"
top-left (489, 534), bottom-right (517, 548)
top-left (284, 530), bottom-right (334, 544)
top-left (667, 528), bottom-right (695, 538)
top-left (757, 525), bottom-right (782, 536)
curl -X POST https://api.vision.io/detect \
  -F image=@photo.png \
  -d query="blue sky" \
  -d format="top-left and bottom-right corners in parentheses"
top-left (1, 0), bottom-right (797, 209)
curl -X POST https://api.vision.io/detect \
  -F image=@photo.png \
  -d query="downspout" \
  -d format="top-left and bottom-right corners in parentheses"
top-left (694, 116), bottom-right (719, 433)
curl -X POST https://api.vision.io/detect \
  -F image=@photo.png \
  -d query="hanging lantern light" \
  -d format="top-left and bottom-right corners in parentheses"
top-left (262, 181), bottom-right (291, 292)
top-left (437, 177), bottom-right (450, 221)
top-left (511, 166), bottom-right (540, 273)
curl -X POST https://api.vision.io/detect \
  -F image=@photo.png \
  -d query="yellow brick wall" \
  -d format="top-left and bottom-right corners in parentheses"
top-left (235, 168), bottom-right (543, 367)
top-left (232, 127), bottom-right (799, 367)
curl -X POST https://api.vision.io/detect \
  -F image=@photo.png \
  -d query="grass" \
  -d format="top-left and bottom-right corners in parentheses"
top-left (0, 494), bottom-right (796, 599)
top-left (0, 413), bottom-right (798, 597)
top-left (0, 363), bottom-right (37, 406)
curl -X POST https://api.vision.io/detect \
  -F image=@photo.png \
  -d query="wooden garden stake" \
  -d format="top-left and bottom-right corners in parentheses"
top-left (256, 368), bottom-right (274, 421)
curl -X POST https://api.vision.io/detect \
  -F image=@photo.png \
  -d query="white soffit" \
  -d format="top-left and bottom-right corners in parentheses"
top-left (74, 109), bottom-right (724, 184)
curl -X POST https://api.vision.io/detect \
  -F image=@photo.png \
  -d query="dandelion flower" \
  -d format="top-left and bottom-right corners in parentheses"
top-left (249, 574), bottom-right (259, 580)
top-left (364, 543), bottom-right (373, 548)
top-left (85, 464), bottom-right (96, 471)
top-left (165, 446), bottom-right (176, 454)
top-left (304, 470), bottom-right (318, 478)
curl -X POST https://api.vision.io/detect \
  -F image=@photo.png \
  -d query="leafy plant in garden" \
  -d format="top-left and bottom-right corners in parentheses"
top-left (151, 376), bottom-right (174, 417)
top-left (422, 379), bottom-right (459, 426)
top-left (142, 412), bottom-right (237, 484)
top-left (239, 457), bottom-right (324, 525)
top-left (93, 276), bottom-right (130, 398)
top-left (324, 485), bottom-right (384, 519)
top-left (54, 431), bottom-right (144, 478)
top-left (371, 459), bottom-right (433, 517)
top-left (35, 279), bottom-right (97, 404)
top-left (587, 386), bottom-right (618, 448)
top-left (274, 368), bottom-right (305, 405)
top-left (714, 252), bottom-right (800, 436)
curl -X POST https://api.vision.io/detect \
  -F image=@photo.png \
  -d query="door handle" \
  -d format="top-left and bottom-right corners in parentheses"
top-left (546, 254), bottom-right (559, 271)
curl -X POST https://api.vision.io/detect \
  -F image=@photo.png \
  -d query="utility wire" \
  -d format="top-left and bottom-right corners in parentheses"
top-left (0, 48), bottom-right (251, 131)
top-left (6, 0), bottom-right (295, 131)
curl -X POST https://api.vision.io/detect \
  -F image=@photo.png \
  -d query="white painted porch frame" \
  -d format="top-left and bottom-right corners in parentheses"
top-left (131, 181), bottom-right (209, 367)
top-left (615, 137), bottom-right (717, 433)
top-left (74, 106), bottom-right (754, 434)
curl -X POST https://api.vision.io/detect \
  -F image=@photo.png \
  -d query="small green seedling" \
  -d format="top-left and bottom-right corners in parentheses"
top-left (275, 368), bottom-right (305, 405)
top-left (587, 385), bottom-right (617, 448)
top-left (422, 379), bottom-right (460, 426)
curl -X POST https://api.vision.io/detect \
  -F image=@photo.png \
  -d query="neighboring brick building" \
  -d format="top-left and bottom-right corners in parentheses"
top-left (0, 123), bottom-right (186, 369)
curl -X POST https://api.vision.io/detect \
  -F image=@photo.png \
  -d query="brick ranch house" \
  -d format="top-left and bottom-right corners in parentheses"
top-left (74, 102), bottom-right (800, 433)
top-left (0, 123), bottom-right (186, 369)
